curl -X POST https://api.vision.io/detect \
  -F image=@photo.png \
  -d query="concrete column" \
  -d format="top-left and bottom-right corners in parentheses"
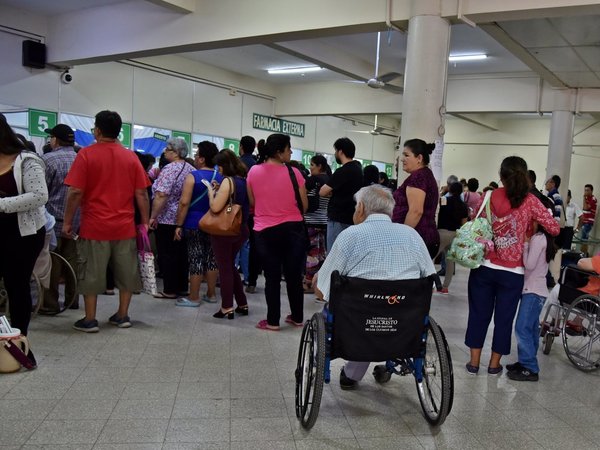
top-left (545, 90), bottom-right (575, 224)
top-left (398, 1), bottom-right (450, 183)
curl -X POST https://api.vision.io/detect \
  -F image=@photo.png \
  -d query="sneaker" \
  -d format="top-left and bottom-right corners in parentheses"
top-left (73, 318), bottom-right (99, 333)
top-left (507, 367), bottom-right (539, 382)
top-left (437, 288), bottom-right (449, 295)
top-left (108, 313), bottom-right (132, 328)
top-left (245, 285), bottom-right (256, 294)
top-left (506, 361), bottom-right (524, 373)
top-left (340, 368), bottom-right (357, 390)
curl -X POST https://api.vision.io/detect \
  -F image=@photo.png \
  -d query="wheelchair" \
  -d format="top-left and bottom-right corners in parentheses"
top-left (295, 271), bottom-right (454, 429)
top-left (541, 265), bottom-right (600, 371)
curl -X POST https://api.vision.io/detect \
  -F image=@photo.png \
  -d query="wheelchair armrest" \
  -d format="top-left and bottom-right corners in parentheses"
top-left (560, 264), bottom-right (599, 286)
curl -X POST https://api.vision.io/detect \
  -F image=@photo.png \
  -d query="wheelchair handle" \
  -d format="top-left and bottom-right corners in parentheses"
top-left (432, 274), bottom-right (442, 291)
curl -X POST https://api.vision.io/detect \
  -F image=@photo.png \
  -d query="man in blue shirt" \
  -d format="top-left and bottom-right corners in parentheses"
top-left (315, 185), bottom-right (435, 389)
top-left (545, 174), bottom-right (563, 222)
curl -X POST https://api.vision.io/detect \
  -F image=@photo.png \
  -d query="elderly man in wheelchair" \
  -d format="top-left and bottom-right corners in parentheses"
top-left (540, 254), bottom-right (600, 371)
top-left (295, 185), bottom-right (454, 429)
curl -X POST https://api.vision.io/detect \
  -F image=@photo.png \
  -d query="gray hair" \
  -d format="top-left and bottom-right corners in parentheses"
top-left (446, 174), bottom-right (458, 186)
top-left (354, 185), bottom-right (395, 218)
top-left (166, 137), bottom-right (189, 159)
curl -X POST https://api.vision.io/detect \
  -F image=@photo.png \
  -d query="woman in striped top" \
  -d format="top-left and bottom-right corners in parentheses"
top-left (303, 155), bottom-right (331, 295)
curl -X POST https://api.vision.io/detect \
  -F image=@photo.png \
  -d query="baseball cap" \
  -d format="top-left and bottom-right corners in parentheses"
top-left (45, 124), bottom-right (75, 145)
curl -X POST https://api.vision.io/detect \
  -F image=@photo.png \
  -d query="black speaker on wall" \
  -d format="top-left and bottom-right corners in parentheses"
top-left (22, 40), bottom-right (46, 69)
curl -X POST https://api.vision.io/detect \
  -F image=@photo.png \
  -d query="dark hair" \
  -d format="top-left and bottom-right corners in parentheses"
top-left (467, 178), bottom-right (479, 192)
top-left (551, 174), bottom-right (561, 189)
top-left (239, 135), bottom-right (256, 156)
top-left (379, 171), bottom-right (389, 187)
top-left (333, 137), bottom-right (355, 159)
top-left (0, 113), bottom-right (26, 155)
top-left (449, 182), bottom-right (466, 221)
top-left (403, 138), bottom-right (435, 165)
top-left (449, 181), bottom-right (463, 197)
top-left (158, 152), bottom-right (169, 169)
top-left (214, 149), bottom-right (247, 177)
top-left (135, 152), bottom-right (154, 172)
top-left (196, 141), bottom-right (219, 167)
top-left (363, 165), bottom-right (380, 186)
top-left (288, 160), bottom-right (309, 179)
top-left (538, 223), bottom-right (559, 263)
top-left (310, 154), bottom-right (331, 176)
top-left (528, 170), bottom-right (537, 185)
top-left (585, 184), bottom-right (594, 191)
top-left (256, 134), bottom-right (290, 163)
top-left (568, 189), bottom-right (572, 198)
top-left (16, 133), bottom-right (36, 153)
top-left (42, 142), bottom-right (53, 154)
top-left (94, 110), bottom-right (122, 139)
top-left (489, 181), bottom-right (499, 189)
top-left (499, 156), bottom-right (529, 209)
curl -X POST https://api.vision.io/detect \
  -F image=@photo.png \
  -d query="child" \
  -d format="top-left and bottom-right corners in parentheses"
top-left (507, 222), bottom-right (557, 381)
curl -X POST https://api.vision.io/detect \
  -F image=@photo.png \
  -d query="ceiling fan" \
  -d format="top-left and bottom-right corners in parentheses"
top-left (347, 115), bottom-right (398, 138)
top-left (366, 32), bottom-right (403, 94)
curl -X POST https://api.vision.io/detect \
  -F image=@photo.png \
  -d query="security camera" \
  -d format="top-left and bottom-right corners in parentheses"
top-left (394, 143), bottom-right (401, 151)
top-left (61, 70), bottom-right (72, 84)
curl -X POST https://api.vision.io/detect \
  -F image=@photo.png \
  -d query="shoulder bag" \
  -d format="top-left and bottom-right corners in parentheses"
top-left (198, 177), bottom-right (242, 236)
top-left (447, 190), bottom-right (493, 269)
top-left (286, 165), bottom-right (310, 249)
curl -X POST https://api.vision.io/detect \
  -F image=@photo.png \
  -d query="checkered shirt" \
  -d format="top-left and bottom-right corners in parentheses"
top-left (42, 147), bottom-right (78, 232)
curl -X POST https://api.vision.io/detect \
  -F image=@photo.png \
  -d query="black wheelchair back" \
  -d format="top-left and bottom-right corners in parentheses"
top-left (295, 271), bottom-right (454, 429)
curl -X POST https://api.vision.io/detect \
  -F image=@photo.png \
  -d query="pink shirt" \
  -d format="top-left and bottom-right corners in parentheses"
top-left (247, 163), bottom-right (305, 232)
top-left (522, 233), bottom-right (549, 297)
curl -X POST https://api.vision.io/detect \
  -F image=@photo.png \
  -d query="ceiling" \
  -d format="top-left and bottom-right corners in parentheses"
top-left (0, 0), bottom-right (128, 15)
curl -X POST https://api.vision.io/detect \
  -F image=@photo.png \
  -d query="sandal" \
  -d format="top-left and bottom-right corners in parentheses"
top-left (175, 298), bottom-right (201, 307)
top-left (256, 319), bottom-right (280, 331)
top-left (284, 315), bottom-right (304, 327)
top-left (153, 292), bottom-right (178, 299)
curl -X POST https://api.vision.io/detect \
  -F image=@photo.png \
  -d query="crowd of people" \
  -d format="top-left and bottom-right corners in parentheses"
top-left (0, 109), bottom-right (598, 384)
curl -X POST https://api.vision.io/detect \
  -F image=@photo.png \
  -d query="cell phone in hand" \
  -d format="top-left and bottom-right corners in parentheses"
top-left (201, 179), bottom-right (212, 188)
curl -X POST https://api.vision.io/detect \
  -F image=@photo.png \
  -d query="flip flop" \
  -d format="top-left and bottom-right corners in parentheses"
top-left (284, 315), bottom-right (304, 327)
top-left (153, 292), bottom-right (178, 299)
top-left (175, 297), bottom-right (201, 307)
top-left (256, 319), bottom-right (280, 331)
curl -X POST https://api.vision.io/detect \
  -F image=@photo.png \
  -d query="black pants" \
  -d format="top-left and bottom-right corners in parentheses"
top-left (561, 226), bottom-right (575, 250)
top-left (155, 223), bottom-right (189, 294)
top-left (0, 222), bottom-right (45, 335)
top-left (254, 221), bottom-right (307, 326)
top-left (246, 214), bottom-right (262, 286)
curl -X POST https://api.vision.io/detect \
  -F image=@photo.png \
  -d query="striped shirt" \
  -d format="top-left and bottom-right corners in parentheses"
top-left (317, 214), bottom-right (436, 300)
top-left (42, 146), bottom-right (78, 231)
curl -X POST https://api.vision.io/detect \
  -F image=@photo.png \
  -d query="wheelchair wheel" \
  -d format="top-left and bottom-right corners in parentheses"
top-left (542, 333), bottom-right (554, 355)
top-left (415, 317), bottom-right (453, 426)
top-left (44, 251), bottom-right (78, 314)
top-left (295, 312), bottom-right (326, 429)
top-left (561, 295), bottom-right (600, 371)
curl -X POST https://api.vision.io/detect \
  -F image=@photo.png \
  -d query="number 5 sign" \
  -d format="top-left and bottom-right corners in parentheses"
top-left (28, 109), bottom-right (57, 137)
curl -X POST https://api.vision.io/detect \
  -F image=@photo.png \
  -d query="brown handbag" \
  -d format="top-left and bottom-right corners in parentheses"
top-left (198, 177), bottom-right (242, 236)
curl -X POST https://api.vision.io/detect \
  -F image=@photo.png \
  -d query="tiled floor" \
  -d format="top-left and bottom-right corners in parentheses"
top-left (2, 266), bottom-right (600, 449)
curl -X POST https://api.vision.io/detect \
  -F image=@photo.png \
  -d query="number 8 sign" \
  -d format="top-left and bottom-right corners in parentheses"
top-left (28, 109), bottom-right (57, 137)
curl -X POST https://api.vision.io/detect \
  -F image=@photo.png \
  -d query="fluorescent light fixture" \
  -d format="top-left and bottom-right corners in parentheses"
top-left (448, 54), bottom-right (487, 62)
top-left (267, 66), bottom-right (323, 74)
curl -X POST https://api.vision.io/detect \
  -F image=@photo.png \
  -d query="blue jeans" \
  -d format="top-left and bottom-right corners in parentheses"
top-left (515, 293), bottom-right (546, 373)
top-left (581, 223), bottom-right (593, 240)
top-left (326, 220), bottom-right (351, 253)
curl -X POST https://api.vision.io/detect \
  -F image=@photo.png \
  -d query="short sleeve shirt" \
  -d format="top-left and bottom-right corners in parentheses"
top-left (326, 161), bottom-right (364, 224)
top-left (153, 161), bottom-right (196, 225)
top-left (64, 141), bottom-right (150, 240)
top-left (392, 167), bottom-right (440, 246)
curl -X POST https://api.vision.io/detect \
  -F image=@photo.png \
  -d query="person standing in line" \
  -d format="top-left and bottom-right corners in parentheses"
top-left (461, 178), bottom-right (481, 221)
top-left (562, 190), bottom-right (583, 250)
top-left (507, 221), bottom-right (558, 382)
top-left (149, 138), bottom-right (195, 299)
top-left (237, 135), bottom-right (256, 288)
top-left (392, 139), bottom-right (440, 258)
top-left (63, 110), bottom-right (150, 332)
top-left (544, 174), bottom-right (563, 222)
top-left (319, 137), bottom-right (363, 252)
top-left (247, 134), bottom-right (308, 331)
top-left (464, 156), bottom-right (559, 375)
top-left (580, 184), bottom-right (597, 255)
top-left (40, 124), bottom-right (80, 314)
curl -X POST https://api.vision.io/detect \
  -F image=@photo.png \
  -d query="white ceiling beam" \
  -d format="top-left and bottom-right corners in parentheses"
top-left (144, 0), bottom-right (195, 13)
top-left (449, 113), bottom-right (500, 131)
top-left (451, 0), bottom-right (600, 22)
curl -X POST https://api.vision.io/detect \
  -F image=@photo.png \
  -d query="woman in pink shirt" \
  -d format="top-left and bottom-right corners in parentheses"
top-left (465, 156), bottom-right (559, 375)
top-left (246, 134), bottom-right (308, 331)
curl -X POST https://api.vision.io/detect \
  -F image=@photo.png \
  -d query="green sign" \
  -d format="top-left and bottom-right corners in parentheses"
top-left (28, 109), bottom-right (57, 137)
top-left (252, 113), bottom-right (305, 138)
top-left (118, 123), bottom-right (132, 148)
top-left (385, 163), bottom-right (394, 178)
top-left (172, 131), bottom-right (191, 149)
top-left (361, 159), bottom-right (372, 168)
top-left (223, 138), bottom-right (240, 155)
top-left (301, 151), bottom-right (315, 167)
top-left (153, 132), bottom-right (168, 142)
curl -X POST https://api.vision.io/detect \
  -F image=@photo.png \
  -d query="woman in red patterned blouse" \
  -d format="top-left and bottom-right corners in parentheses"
top-left (464, 156), bottom-right (559, 375)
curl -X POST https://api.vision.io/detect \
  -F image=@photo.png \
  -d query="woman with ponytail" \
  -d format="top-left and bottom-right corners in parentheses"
top-left (464, 156), bottom-right (559, 376)
top-left (246, 134), bottom-right (308, 331)
top-left (392, 139), bottom-right (440, 257)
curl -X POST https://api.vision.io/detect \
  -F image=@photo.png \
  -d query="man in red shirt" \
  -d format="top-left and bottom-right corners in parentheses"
top-left (63, 111), bottom-right (150, 332)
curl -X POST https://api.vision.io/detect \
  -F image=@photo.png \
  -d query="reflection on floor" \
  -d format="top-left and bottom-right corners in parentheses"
top-left (1, 265), bottom-right (599, 449)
